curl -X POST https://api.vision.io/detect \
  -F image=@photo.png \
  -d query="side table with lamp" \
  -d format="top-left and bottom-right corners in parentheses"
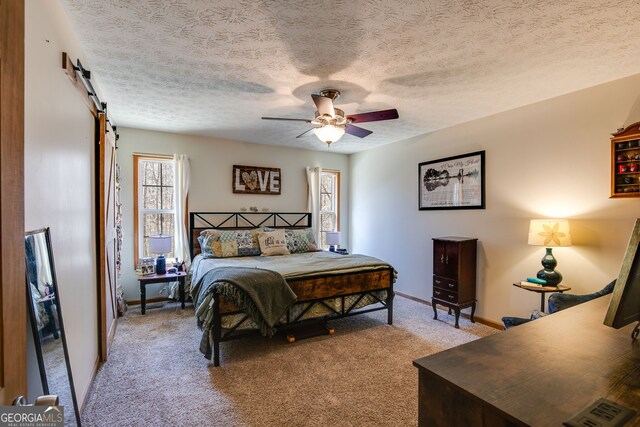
top-left (513, 219), bottom-right (573, 312)
top-left (325, 231), bottom-right (340, 252)
top-left (527, 218), bottom-right (571, 286)
top-left (149, 234), bottom-right (172, 274)
top-left (139, 235), bottom-right (185, 315)
top-left (138, 271), bottom-right (187, 315)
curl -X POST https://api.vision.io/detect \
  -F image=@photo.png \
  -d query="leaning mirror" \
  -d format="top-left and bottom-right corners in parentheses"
top-left (25, 228), bottom-right (81, 426)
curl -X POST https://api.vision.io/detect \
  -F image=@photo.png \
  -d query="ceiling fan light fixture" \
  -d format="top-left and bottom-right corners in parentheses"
top-left (314, 125), bottom-right (345, 146)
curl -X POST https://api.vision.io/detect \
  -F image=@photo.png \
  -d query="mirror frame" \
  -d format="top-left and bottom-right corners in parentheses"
top-left (25, 227), bottom-right (82, 426)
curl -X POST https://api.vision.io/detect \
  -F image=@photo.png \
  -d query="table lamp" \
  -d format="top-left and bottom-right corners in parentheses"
top-left (528, 219), bottom-right (571, 287)
top-left (325, 231), bottom-right (340, 252)
top-left (149, 235), bottom-right (172, 275)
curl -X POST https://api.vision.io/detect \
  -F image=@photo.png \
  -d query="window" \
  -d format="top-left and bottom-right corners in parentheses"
top-left (134, 155), bottom-right (176, 261)
top-left (319, 170), bottom-right (340, 247)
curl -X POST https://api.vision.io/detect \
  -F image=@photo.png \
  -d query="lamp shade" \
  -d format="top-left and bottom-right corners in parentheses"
top-left (148, 235), bottom-right (172, 255)
top-left (528, 219), bottom-right (571, 247)
top-left (314, 125), bottom-right (345, 145)
top-left (325, 231), bottom-right (341, 246)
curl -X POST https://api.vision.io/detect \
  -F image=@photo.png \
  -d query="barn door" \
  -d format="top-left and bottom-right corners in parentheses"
top-left (0, 0), bottom-right (26, 404)
top-left (97, 113), bottom-right (118, 361)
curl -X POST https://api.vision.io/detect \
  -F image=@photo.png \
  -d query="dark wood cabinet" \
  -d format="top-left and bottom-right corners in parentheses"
top-left (431, 237), bottom-right (477, 328)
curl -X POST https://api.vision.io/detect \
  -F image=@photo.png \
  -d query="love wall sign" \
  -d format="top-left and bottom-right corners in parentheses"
top-left (232, 165), bottom-right (281, 195)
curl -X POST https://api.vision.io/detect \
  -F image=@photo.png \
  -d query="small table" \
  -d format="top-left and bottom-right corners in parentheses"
top-left (512, 282), bottom-right (571, 312)
top-left (138, 272), bottom-right (187, 315)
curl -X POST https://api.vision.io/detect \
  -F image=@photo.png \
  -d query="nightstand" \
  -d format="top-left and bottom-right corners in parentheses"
top-left (137, 271), bottom-right (187, 315)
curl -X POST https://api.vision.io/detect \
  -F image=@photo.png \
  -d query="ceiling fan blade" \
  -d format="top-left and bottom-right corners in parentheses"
top-left (345, 124), bottom-right (373, 138)
top-left (347, 109), bottom-right (399, 123)
top-left (311, 94), bottom-right (335, 117)
top-left (295, 128), bottom-right (315, 138)
top-left (262, 117), bottom-right (312, 122)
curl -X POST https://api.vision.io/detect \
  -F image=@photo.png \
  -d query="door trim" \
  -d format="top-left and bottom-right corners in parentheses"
top-left (0, 0), bottom-right (26, 404)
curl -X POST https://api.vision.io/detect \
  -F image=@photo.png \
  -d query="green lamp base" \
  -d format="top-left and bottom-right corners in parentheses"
top-left (536, 247), bottom-right (563, 287)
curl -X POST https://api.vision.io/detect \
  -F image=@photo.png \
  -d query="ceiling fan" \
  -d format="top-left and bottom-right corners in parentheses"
top-left (262, 89), bottom-right (399, 146)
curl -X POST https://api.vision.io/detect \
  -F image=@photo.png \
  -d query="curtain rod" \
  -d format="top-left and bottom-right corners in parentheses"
top-left (132, 152), bottom-right (174, 158)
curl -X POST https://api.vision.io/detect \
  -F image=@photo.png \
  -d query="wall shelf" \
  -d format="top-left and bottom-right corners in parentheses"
top-left (611, 121), bottom-right (640, 198)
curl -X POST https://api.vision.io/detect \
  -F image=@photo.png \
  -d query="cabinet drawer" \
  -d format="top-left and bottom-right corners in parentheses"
top-left (433, 288), bottom-right (458, 303)
top-left (433, 276), bottom-right (458, 292)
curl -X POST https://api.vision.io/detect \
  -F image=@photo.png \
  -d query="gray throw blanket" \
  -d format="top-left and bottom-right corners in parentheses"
top-left (192, 267), bottom-right (297, 358)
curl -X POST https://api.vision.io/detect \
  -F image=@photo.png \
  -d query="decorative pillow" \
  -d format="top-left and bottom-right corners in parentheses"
top-left (199, 229), bottom-right (219, 238)
top-left (199, 228), bottom-right (262, 257)
top-left (200, 239), bottom-right (238, 258)
top-left (264, 227), bottom-right (319, 253)
top-left (258, 229), bottom-right (290, 256)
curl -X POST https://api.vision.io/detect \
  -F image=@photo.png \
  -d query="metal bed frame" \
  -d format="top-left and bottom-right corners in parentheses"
top-left (189, 212), bottom-right (395, 366)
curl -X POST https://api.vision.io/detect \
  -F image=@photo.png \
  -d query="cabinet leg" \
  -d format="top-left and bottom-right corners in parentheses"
top-left (432, 299), bottom-right (438, 320)
top-left (470, 302), bottom-right (476, 323)
top-left (454, 308), bottom-right (460, 329)
top-left (179, 278), bottom-right (185, 309)
top-left (140, 283), bottom-right (146, 315)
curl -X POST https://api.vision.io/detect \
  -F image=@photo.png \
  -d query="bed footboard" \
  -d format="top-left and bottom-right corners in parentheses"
top-left (210, 267), bottom-right (395, 367)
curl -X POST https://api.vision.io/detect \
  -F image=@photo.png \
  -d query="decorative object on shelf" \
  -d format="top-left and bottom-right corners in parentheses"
top-left (149, 235), bottom-right (172, 275)
top-left (528, 219), bottom-right (572, 287)
top-left (137, 257), bottom-right (155, 276)
top-left (418, 151), bottom-right (485, 210)
top-left (233, 165), bottom-right (281, 195)
top-left (610, 122), bottom-right (640, 198)
top-left (325, 231), bottom-right (340, 251)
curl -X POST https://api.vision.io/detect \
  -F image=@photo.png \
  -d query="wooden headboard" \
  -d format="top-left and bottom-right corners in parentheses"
top-left (189, 212), bottom-right (312, 258)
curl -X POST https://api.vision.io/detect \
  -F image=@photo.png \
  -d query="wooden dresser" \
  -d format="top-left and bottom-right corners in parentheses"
top-left (414, 296), bottom-right (640, 426)
top-left (432, 237), bottom-right (477, 328)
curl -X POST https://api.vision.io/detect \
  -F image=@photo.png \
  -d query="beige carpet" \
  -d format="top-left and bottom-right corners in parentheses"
top-left (82, 296), bottom-right (497, 427)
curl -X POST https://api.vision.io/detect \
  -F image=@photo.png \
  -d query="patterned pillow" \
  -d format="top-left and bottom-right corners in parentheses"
top-left (258, 229), bottom-right (290, 256)
top-left (199, 228), bottom-right (262, 258)
top-left (264, 227), bottom-right (319, 253)
top-left (206, 239), bottom-right (239, 258)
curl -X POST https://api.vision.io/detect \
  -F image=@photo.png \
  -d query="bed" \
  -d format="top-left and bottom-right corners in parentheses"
top-left (189, 212), bottom-right (396, 366)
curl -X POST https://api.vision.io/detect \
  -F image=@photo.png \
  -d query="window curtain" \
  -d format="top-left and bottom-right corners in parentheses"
top-left (306, 166), bottom-right (322, 243)
top-left (174, 154), bottom-right (191, 269)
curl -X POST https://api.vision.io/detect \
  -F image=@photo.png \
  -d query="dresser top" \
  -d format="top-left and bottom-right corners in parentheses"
top-left (413, 296), bottom-right (640, 425)
top-left (432, 236), bottom-right (477, 242)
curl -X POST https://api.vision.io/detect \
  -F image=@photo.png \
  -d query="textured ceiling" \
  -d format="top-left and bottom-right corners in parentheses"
top-left (61, 0), bottom-right (640, 153)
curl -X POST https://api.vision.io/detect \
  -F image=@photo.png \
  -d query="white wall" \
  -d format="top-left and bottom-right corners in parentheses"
top-left (25, 0), bottom-right (98, 407)
top-left (351, 73), bottom-right (640, 324)
top-left (118, 128), bottom-right (350, 301)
